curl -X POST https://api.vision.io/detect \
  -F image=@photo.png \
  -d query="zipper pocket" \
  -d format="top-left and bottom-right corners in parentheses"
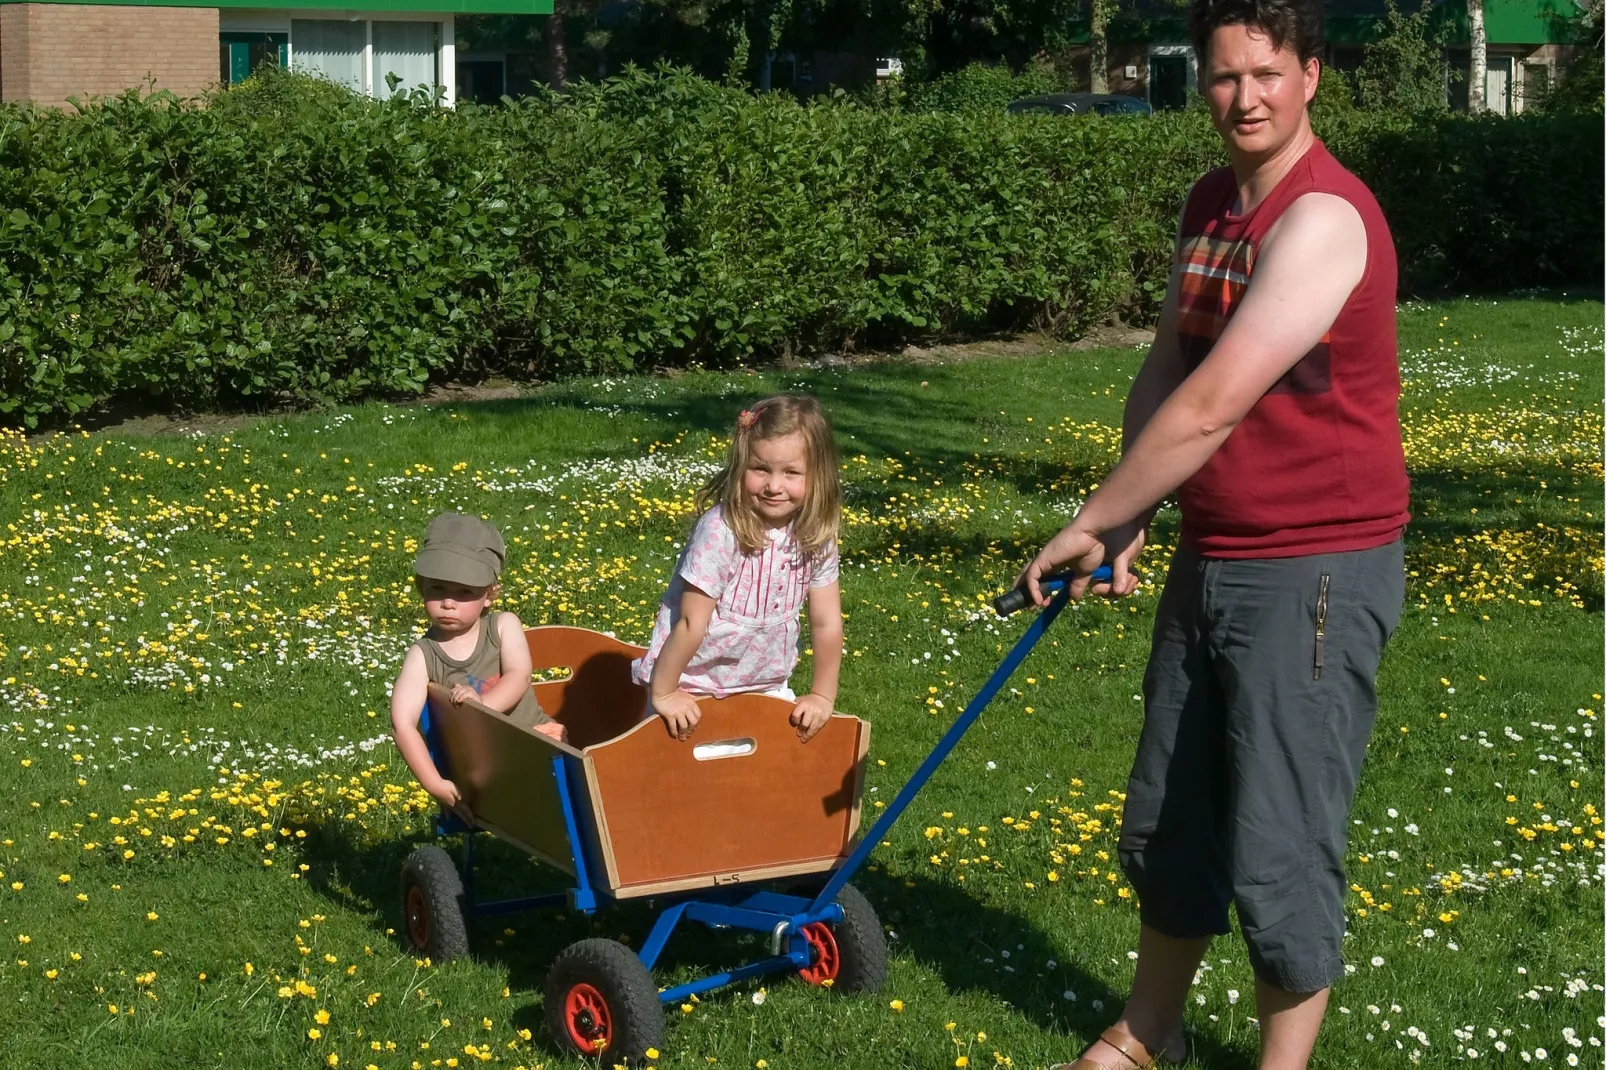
top-left (1313, 573), bottom-right (1330, 680)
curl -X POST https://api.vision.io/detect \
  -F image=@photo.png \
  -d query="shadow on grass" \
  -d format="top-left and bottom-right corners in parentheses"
top-left (471, 364), bottom-right (1037, 476)
top-left (293, 821), bottom-right (1256, 1066)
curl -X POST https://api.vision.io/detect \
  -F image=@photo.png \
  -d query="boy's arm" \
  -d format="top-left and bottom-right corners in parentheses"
top-left (469, 612), bottom-right (535, 714)
top-left (389, 645), bottom-right (458, 804)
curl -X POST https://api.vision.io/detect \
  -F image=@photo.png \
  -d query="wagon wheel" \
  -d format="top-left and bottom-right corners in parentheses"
top-left (545, 938), bottom-right (665, 1064)
top-left (400, 845), bottom-right (470, 964)
top-left (797, 882), bottom-right (888, 994)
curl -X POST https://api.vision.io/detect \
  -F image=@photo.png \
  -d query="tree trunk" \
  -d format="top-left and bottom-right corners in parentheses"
top-left (548, 2), bottom-right (568, 91)
top-left (1089, 0), bottom-right (1109, 94)
top-left (1467, 0), bottom-right (1487, 113)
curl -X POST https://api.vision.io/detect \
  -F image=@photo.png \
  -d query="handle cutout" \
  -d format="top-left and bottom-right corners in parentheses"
top-left (693, 738), bottom-right (757, 761)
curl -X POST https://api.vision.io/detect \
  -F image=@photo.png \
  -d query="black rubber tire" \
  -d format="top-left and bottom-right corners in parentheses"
top-left (545, 938), bottom-right (665, 1064)
top-left (401, 845), bottom-right (470, 965)
top-left (821, 882), bottom-right (889, 994)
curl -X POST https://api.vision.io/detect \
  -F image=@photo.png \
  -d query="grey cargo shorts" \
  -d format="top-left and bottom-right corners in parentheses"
top-left (1117, 538), bottom-right (1405, 992)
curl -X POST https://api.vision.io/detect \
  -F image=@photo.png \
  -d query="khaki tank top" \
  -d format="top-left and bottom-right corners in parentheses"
top-left (418, 612), bottom-right (550, 730)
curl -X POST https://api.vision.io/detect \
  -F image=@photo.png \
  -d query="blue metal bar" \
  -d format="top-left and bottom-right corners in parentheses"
top-left (552, 755), bottom-right (598, 913)
top-left (657, 955), bottom-right (803, 1004)
top-left (472, 892), bottom-right (567, 916)
top-left (637, 903), bottom-right (690, 972)
top-left (809, 570), bottom-right (1102, 912)
top-left (734, 891), bottom-right (813, 915)
top-left (461, 828), bottom-right (478, 907)
top-left (683, 901), bottom-right (804, 933)
top-left (421, 697), bottom-right (469, 837)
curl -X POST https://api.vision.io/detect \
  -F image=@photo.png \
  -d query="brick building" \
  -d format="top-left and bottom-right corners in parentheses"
top-left (0, 0), bottom-right (549, 109)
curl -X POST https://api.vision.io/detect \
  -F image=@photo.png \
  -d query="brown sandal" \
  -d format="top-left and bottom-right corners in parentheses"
top-left (1050, 1025), bottom-right (1184, 1070)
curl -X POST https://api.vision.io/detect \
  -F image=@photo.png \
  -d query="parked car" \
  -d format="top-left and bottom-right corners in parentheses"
top-left (1005, 92), bottom-right (1153, 116)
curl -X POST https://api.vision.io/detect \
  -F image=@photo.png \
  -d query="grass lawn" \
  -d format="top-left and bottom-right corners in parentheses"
top-left (0, 292), bottom-right (1600, 1070)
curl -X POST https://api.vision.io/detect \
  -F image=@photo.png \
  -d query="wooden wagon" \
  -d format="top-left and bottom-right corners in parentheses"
top-left (401, 626), bottom-right (884, 1062)
top-left (400, 568), bottom-right (1097, 1063)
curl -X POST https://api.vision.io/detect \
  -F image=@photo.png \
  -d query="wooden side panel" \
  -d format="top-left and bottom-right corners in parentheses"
top-left (585, 693), bottom-right (869, 895)
top-left (525, 626), bottom-right (650, 751)
top-left (424, 682), bottom-right (583, 875)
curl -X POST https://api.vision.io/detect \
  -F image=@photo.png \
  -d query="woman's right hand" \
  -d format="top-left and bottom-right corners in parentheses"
top-left (653, 689), bottom-right (703, 741)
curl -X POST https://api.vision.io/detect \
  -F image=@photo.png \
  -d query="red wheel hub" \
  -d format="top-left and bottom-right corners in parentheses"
top-left (797, 922), bottom-right (841, 985)
top-left (405, 885), bottom-right (430, 951)
top-left (564, 982), bottom-right (613, 1053)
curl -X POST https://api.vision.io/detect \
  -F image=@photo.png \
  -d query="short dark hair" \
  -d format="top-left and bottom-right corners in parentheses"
top-left (1189, 0), bottom-right (1325, 67)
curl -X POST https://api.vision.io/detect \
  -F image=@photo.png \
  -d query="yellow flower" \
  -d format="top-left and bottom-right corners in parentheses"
top-left (308, 1028), bottom-right (322, 1040)
top-left (315, 1009), bottom-right (331, 1025)
top-left (957, 1059), bottom-right (970, 1068)
top-left (890, 999), bottom-right (905, 1012)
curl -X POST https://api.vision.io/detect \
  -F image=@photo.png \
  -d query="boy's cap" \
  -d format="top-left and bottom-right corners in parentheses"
top-left (414, 513), bottom-right (506, 588)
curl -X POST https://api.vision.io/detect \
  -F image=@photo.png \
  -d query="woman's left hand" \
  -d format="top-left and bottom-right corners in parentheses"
top-left (1016, 523), bottom-right (1109, 606)
top-left (789, 693), bottom-right (834, 742)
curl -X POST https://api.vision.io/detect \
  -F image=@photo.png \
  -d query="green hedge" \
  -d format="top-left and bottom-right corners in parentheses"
top-left (0, 67), bottom-right (1598, 426)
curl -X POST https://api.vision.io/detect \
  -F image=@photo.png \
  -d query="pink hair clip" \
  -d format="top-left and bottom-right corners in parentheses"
top-left (737, 409), bottom-right (757, 431)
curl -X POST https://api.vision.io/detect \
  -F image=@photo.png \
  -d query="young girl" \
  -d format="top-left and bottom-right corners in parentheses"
top-left (633, 395), bottom-right (845, 744)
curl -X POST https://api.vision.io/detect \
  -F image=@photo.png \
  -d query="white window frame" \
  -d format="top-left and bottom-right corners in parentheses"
top-left (254, 10), bottom-right (456, 105)
top-left (1485, 52), bottom-right (1515, 116)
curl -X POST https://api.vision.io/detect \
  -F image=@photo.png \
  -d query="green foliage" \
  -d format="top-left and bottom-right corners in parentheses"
top-left (1353, 0), bottom-right (1455, 114)
top-left (1310, 65), bottom-right (1358, 118)
top-left (896, 56), bottom-right (1070, 112)
top-left (1317, 108), bottom-right (1606, 293)
top-left (0, 65), bottom-right (1598, 425)
top-left (1538, 0), bottom-right (1604, 114)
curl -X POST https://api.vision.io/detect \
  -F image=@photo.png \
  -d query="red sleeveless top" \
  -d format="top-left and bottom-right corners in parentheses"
top-left (1174, 139), bottom-right (1410, 558)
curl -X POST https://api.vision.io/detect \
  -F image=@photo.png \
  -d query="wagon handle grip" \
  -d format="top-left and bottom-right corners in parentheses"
top-left (993, 565), bottom-right (1114, 617)
top-left (810, 565), bottom-right (1108, 913)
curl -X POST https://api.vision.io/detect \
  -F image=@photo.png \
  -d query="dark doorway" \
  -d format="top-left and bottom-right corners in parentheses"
top-left (1149, 54), bottom-right (1188, 111)
top-left (458, 57), bottom-right (507, 104)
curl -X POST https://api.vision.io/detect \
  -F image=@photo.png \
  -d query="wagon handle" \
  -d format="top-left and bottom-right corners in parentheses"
top-left (992, 565), bottom-right (1114, 616)
top-left (809, 564), bottom-right (1112, 913)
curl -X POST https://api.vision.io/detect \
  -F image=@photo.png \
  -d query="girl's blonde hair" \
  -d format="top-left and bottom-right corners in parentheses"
top-left (695, 394), bottom-right (841, 556)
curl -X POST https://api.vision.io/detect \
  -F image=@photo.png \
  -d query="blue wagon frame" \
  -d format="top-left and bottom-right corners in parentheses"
top-left (401, 569), bottom-right (1104, 1061)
